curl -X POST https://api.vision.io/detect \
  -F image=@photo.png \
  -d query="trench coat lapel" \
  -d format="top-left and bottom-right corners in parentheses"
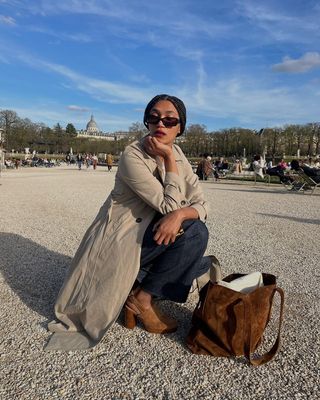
top-left (155, 149), bottom-right (184, 183)
top-left (155, 157), bottom-right (165, 184)
top-left (146, 138), bottom-right (184, 182)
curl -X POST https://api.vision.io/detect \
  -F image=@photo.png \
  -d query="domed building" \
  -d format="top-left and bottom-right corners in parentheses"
top-left (86, 115), bottom-right (99, 136)
top-left (76, 114), bottom-right (129, 141)
top-left (77, 115), bottom-right (110, 139)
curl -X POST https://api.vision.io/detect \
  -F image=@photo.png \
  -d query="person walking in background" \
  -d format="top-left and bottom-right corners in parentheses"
top-left (85, 154), bottom-right (91, 168)
top-left (196, 154), bottom-right (206, 180)
top-left (92, 154), bottom-right (98, 170)
top-left (47, 94), bottom-right (213, 350)
top-left (76, 153), bottom-right (83, 170)
top-left (253, 155), bottom-right (265, 179)
top-left (14, 158), bottom-right (20, 169)
top-left (203, 156), bottom-right (214, 180)
top-left (106, 153), bottom-right (113, 171)
top-left (196, 153), bottom-right (213, 180)
top-left (234, 159), bottom-right (242, 174)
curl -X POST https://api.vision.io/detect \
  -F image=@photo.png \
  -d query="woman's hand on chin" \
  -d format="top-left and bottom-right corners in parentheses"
top-left (143, 135), bottom-right (173, 159)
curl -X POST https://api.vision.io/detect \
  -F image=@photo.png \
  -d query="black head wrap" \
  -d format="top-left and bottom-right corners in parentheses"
top-left (143, 94), bottom-right (186, 136)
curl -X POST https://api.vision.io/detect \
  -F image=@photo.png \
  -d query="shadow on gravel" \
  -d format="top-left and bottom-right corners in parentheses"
top-left (258, 213), bottom-right (320, 225)
top-left (0, 233), bottom-right (70, 320)
top-left (207, 187), bottom-right (295, 195)
top-left (156, 301), bottom-right (195, 348)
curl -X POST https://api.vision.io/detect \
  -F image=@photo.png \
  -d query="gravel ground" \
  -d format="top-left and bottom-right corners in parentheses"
top-left (0, 165), bottom-right (319, 400)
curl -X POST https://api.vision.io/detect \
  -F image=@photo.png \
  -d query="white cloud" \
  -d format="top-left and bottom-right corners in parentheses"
top-left (0, 102), bottom-right (134, 131)
top-left (2, 70), bottom-right (320, 130)
top-left (1, 40), bottom-right (320, 130)
top-left (5, 1), bottom-right (231, 45)
top-left (272, 52), bottom-right (320, 73)
top-left (235, 0), bottom-right (320, 43)
top-left (181, 76), bottom-right (320, 127)
top-left (27, 26), bottom-right (93, 43)
top-left (0, 15), bottom-right (16, 25)
top-left (1, 105), bottom-right (69, 125)
top-left (25, 0), bottom-right (133, 19)
top-left (41, 60), bottom-right (154, 104)
top-left (236, 1), bottom-right (294, 23)
top-left (0, 46), bottom-right (154, 104)
top-left (67, 105), bottom-right (90, 112)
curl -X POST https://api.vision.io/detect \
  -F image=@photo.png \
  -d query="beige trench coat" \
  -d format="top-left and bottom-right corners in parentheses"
top-left (46, 139), bottom-right (208, 350)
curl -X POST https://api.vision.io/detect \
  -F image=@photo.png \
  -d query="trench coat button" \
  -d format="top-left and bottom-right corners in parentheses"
top-left (136, 218), bottom-right (142, 223)
top-left (181, 200), bottom-right (186, 205)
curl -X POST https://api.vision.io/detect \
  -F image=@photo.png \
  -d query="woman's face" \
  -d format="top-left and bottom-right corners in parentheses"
top-left (147, 100), bottom-right (181, 146)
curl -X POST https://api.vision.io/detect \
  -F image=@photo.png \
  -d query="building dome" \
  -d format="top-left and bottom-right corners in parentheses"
top-left (86, 115), bottom-right (99, 135)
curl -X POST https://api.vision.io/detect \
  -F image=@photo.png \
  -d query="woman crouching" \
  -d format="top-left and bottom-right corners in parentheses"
top-left (47, 94), bottom-right (212, 350)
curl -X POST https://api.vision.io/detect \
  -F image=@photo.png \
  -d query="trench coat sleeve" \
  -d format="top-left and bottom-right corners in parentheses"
top-left (177, 151), bottom-right (208, 222)
top-left (119, 151), bottom-right (186, 215)
top-left (119, 147), bottom-right (208, 221)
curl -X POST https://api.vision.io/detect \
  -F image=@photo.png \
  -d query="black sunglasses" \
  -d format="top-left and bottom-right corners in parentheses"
top-left (146, 114), bottom-right (180, 127)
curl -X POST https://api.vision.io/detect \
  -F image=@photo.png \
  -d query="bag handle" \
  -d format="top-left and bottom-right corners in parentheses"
top-left (243, 287), bottom-right (285, 366)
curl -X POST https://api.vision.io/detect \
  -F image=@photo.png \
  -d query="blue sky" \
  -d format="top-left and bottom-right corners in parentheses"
top-left (0, 0), bottom-right (320, 133)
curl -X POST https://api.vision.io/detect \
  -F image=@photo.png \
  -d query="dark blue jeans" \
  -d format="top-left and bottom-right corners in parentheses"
top-left (137, 216), bottom-right (210, 303)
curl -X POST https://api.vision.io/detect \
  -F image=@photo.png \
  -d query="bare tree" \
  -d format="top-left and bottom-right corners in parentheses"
top-left (182, 124), bottom-right (207, 156)
top-left (313, 123), bottom-right (320, 155)
top-left (307, 122), bottom-right (320, 156)
top-left (128, 122), bottom-right (148, 140)
top-left (0, 109), bottom-right (18, 149)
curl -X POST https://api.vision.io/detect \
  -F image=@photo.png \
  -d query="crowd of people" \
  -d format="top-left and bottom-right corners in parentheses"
top-left (2, 153), bottom-right (114, 171)
top-left (252, 155), bottom-right (320, 188)
top-left (194, 153), bottom-right (320, 189)
top-left (66, 153), bottom-right (114, 171)
top-left (3, 149), bottom-right (320, 186)
top-left (3, 156), bottom-right (60, 168)
top-left (290, 159), bottom-right (320, 183)
top-left (4, 158), bottom-right (20, 169)
top-left (196, 154), bottom-right (231, 181)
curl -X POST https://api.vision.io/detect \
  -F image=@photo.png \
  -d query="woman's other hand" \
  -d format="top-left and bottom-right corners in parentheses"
top-left (152, 207), bottom-right (199, 245)
top-left (152, 210), bottom-right (183, 245)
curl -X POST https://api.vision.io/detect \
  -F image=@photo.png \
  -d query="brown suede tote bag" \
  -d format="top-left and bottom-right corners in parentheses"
top-left (187, 273), bottom-right (284, 366)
